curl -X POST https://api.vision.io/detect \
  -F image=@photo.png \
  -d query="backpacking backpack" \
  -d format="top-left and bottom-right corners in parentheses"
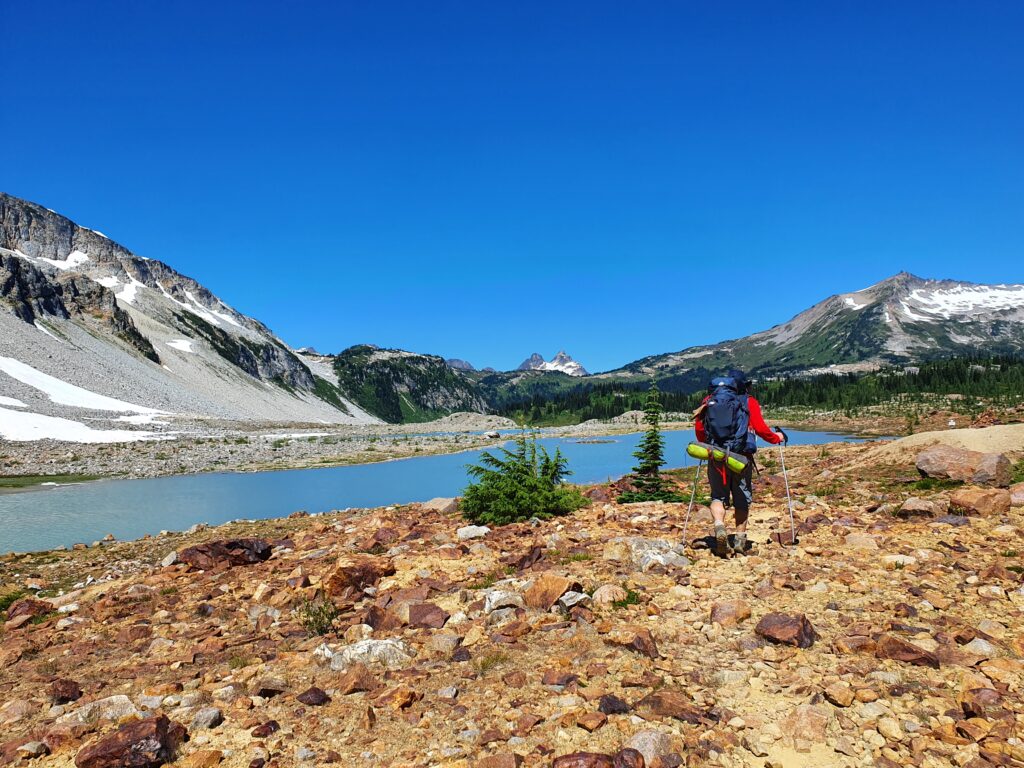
top-left (703, 377), bottom-right (755, 454)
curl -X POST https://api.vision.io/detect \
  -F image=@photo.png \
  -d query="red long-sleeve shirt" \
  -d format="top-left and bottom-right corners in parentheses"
top-left (695, 395), bottom-right (782, 446)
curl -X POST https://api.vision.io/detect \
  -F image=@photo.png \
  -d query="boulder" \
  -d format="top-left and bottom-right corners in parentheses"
top-left (422, 497), bottom-right (459, 514)
top-left (395, 601), bottom-right (449, 629)
top-left (874, 633), bottom-right (940, 668)
top-left (324, 555), bottom-right (395, 603)
top-left (5, 597), bottom-right (53, 627)
top-left (296, 686), bottom-right (331, 706)
top-left (591, 584), bottom-right (629, 607)
top-left (523, 573), bottom-right (572, 610)
top-left (916, 445), bottom-right (1011, 487)
top-left (324, 638), bottom-right (414, 671)
top-left (626, 729), bottom-right (674, 764)
top-left (755, 612), bottom-right (817, 648)
top-left (710, 599), bottom-right (751, 627)
top-left (602, 537), bottom-right (689, 571)
top-left (58, 694), bottom-right (139, 725)
top-left (949, 487), bottom-right (1012, 517)
top-left (898, 497), bottom-right (947, 517)
top-left (456, 525), bottom-right (490, 541)
top-left (74, 715), bottom-right (186, 768)
top-left (633, 688), bottom-right (704, 723)
top-left (177, 539), bottom-right (272, 570)
top-left (1011, 482), bottom-right (1024, 507)
top-left (50, 678), bottom-right (82, 704)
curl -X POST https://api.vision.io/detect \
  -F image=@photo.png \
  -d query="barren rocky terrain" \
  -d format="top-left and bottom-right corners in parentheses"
top-left (1, 437), bottom-right (1022, 768)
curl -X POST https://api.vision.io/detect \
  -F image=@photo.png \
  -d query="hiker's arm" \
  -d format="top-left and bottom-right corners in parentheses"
top-left (694, 397), bottom-right (708, 442)
top-left (748, 398), bottom-right (782, 444)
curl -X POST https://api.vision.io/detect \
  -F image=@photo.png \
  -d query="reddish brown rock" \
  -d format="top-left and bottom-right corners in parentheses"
top-left (250, 720), bottom-right (279, 738)
top-left (5, 597), bottom-right (52, 626)
top-left (916, 445), bottom-right (1011, 487)
top-left (296, 686), bottom-right (331, 706)
top-left (950, 487), bottom-right (1012, 516)
top-left (960, 687), bottom-right (1003, 718)
top-left (633, 689), bottom-right (705, 723)
top-left (373, 684), bottom-right (421, 710)
top-left (475, 755), bottom-right (523, 768)
top-left (577, 712), bottom-right (608, 732)
top-left (710, 599), bottom-right (751, 627)
top-left (177, 539), bottom-right (272, 571)
top-left (396, 601), bottom-right (449, 629)
top-left (551, 754), bottom-right (615, 768)
top-left (74, 715), bottom-right (186, 768)
top-left (875, 633), bottom-right (940, 668)
top-left (50, 678), bottom-right (83, 704)
top-left (612, 750), bottom-right (645, 768)
top-left (336, 664), bottom-right (380, 694)
top-left (1011, 482), bottom-right (1024, 507)
top-left (524, 573), bottom-right (573, 610)
top-left (626, 628), bottom-right (660, 659)
top-left (325, 555), bottom-right (396, 603)
top-left (755, 612), bottom-right (817, 648)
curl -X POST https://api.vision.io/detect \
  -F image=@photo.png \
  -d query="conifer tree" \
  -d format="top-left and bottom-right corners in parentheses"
top-left (618, 383), bottom-right (684, 503)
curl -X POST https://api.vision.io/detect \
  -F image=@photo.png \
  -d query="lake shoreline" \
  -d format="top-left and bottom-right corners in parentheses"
top-left (0, 419), bottom-right (885, 495)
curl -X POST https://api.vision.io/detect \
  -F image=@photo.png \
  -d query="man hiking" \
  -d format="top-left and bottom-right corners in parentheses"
top-left (694, 369), bottom-right (783, 556)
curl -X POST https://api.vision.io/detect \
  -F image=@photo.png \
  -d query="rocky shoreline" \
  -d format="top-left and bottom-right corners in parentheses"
top-left (1, 437), bottom-right (1022, 767)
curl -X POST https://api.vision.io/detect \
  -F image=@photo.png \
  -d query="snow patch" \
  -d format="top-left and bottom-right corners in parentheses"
top-left (0, 407), bottom-right (161, 443)
top-left (844, 297), bottom-right (867, 310)
top-left (904, 285), bottom-right (1024, 318)
top-left (158, 284), bottom-right (221, 326)
top-left (39, 250), bottom-right (90, 271)
top-left (899, 301), bottom-right (930, 322)
top-left (884, 311), bottom-right (892, 323)
top-left (95, 276), bottom-right (120, 288)
top-left (166, 339), bottom-right (196, 353)
top-left (89, 229), bottom-right (108, 238)
top-left (0, 395), bottom-right (27, 408)
top-left (34, 321), bottom-right (61, 341)
top-left (0, 356), bottom-right (161, 413)
top-left (116, 276), bottom-right (145, 305)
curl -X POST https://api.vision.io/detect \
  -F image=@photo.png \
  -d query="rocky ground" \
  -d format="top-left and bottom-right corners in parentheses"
top-left (1, 438), bottom-right (1023, 768)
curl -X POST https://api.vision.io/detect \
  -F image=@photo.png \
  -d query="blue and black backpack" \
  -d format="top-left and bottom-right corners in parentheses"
top-left (704, 376), bottom-right (755, 454)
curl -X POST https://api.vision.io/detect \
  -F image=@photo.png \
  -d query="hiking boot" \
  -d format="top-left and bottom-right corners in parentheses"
top-left (733, 532), bottom-right (747, 554)
top-left (713, 524), bottom-right (729, 556)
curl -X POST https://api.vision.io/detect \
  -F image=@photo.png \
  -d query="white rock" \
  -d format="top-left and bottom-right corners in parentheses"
top-left (57, 695), bottom-right (138, 724)
top-left (327, 638), bottom-right (414, 670)
top-left (456, 525), bottom-right (490, 541)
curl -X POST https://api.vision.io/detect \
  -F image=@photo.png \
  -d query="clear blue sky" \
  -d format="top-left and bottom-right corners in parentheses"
top-left (3, 2), bottom-right (1022, 373)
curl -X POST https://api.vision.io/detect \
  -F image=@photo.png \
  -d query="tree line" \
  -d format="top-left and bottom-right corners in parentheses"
top-left (497, 356), bottom-right (1024, 425)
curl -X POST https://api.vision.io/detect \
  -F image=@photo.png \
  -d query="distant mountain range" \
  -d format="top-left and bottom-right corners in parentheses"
top-left (604, 272), bottom-right (1024, 390)
top-left (516, 351), bottom-right (589, 377)
top-left (2, 191), bottom-right (1023, 436)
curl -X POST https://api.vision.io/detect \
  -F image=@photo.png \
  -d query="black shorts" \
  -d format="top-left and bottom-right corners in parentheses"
top-left (707, 461), bottom-right (754, 513)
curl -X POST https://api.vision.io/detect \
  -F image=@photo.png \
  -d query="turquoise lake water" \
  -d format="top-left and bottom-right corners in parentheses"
top-left (0, 429), bottom-right (869, 553)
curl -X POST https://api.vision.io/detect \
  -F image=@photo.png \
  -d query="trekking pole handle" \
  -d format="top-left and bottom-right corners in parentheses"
top-left (774, 427), bottom-right (789, 444)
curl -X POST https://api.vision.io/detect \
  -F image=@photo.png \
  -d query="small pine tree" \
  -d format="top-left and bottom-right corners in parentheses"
top-left (462, 430), bottom-right (588, 525)
top-left (618, 383), bottom-right (684, 503)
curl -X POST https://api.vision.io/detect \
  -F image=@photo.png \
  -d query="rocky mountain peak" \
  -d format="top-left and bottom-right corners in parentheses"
top-left (517, 351), bottom-right (589, 376)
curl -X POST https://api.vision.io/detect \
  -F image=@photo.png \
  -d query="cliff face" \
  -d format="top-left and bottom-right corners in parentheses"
top-left (0, 192), bottom-right (373, 426)
top-left (332, 345), bottom-right (488, 423)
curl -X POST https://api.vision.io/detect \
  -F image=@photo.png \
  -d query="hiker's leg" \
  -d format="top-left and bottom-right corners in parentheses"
top-left (707, 464), bottom-right (728, 525)
top-left (732, 464), bottom-right (754, 543)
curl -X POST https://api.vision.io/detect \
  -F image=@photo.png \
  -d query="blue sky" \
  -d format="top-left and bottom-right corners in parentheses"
top-left (3, 2), bottom-right (1022, 373)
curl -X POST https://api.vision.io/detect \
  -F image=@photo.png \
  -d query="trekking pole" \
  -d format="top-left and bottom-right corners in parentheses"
top-left (774, 427), bottom-right (796, 545)
top-left (681, 460), bottom-right (704, 547)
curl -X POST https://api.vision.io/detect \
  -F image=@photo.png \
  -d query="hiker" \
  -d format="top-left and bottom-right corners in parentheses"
top-left (694, 369), bottom-right (783, 555)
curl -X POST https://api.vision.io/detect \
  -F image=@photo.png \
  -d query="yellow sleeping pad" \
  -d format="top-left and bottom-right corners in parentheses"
top-left (686, 441), bottom-right (749, 474)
